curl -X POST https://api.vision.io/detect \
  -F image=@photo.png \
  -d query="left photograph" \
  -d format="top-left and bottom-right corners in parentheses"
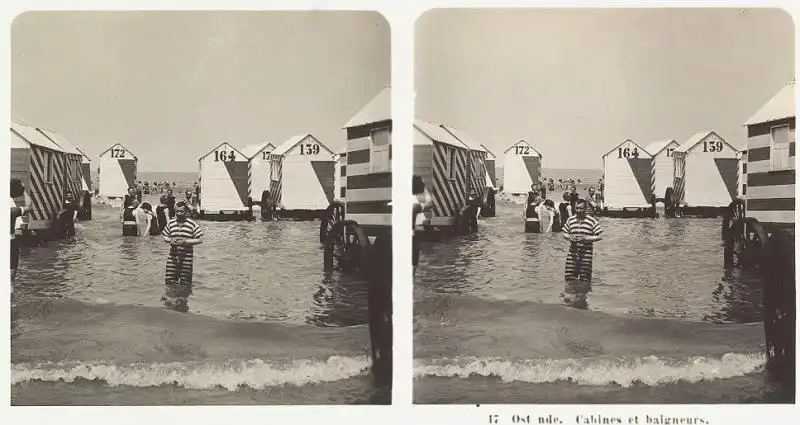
top-left (10, 11), bottom-right (392, 405)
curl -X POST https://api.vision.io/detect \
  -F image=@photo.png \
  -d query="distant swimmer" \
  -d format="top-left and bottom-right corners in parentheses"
top-left (161, 201), bottom-right (204, 312)
top-left (561, 199), bottom-right (603, 309)
top-left (122, 200), bottom-right (141, 236)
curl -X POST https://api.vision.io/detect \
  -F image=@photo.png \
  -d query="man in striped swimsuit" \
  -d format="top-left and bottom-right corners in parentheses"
top-left (161, 201), bottom-right (203, 312)
top-left (561, 199), bottom-right (603, 308)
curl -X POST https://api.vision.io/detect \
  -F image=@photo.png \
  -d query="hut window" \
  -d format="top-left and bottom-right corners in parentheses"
top-left (770, 124), bottom-right (791, 170)
top-left (445, 147), bottom-right (456, 180)
top-left (473, 155), bottom-right (483, 177)
top-left (43, 150), bottom-right (53, 183)
top-left (370, 128), bottom-right (391, 173)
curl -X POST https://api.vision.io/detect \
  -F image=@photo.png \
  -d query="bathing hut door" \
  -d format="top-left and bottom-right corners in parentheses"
top-left (199, 142), bottom-right (250, 212)
top-left (246, 143), bottom-right (275, 205)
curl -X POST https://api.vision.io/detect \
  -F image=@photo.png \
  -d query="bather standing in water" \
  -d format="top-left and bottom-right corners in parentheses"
top-left (412, 175), bottom-right (433, 276)
top-left (10, 178), bottom-right (32, 297)
top-left (121, 200), bottom-right (141, 236)
top-left (561, 199), bottom-right (603, 309)
top-left (161, 201), bottom-right (203, 312)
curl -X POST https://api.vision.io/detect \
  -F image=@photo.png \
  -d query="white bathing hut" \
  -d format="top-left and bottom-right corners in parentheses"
top-left (502, 139), bottom-right (543, 195)
top-left (198, 142), bottom-right (251, 214)
top-left (269, 133), bottom-right (336, 212)
top-left (672, 131), bottom-right (739, 209)
top-left (98, 143), bottom-right (137, 199)
top-left (601, 139), bottom-right (654, 210)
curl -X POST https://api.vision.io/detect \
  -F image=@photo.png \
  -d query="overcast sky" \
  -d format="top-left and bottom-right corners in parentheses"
top-left (12, 11), bottom-right (390, 172)
top-left (416, 8), bottom-right (794, 169)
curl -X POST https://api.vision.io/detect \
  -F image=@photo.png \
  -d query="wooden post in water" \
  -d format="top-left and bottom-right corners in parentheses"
top-left (366, 232), bottom-right (392, 397)
top-left (763, 229), bottom-right (795, 397)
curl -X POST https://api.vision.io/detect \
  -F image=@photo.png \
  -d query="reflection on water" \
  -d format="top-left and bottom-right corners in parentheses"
top-left (16, 207), bottom-right (370, 327)
top-left (415, 201), bottom-right (764, 324)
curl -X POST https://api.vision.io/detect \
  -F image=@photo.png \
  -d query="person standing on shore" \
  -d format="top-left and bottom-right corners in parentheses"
top-left (561, 199), bottom-right (603, 308)
top-left (161, 201), bottom-right (203, 312)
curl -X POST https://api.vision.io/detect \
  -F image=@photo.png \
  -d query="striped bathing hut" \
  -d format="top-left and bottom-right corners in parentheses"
top-left (601, 139), bottom-right (654, 209)
top-left (342, 85), bottom-right (392, 234)
top-left (672, 131), bottom-right (739, 208)
top-left (10, 121), bottom-right (68, 231)
top-left (333, 146), bottom-right (347, 201)
top-left (480, 144), bottom-right (498, 190)
top-left (269, 133), bottom-right (336, 211)
top-left (37, 128), bottom-right (85, 200)
top-left (98, 143), bottom-right (137, 199)
top-left (440, 124), bottom-right (489, 203)
top-left (502, 139), bottom-right (543, 195)
top-left (198, 142), bottom-right (250, 213)
top-left (645, 139), bottom-right (680, 201)
top-left (743, 81), bottom-right (795, 231)
top-left (414, 119), bottom-right (470, 227)
top-left (241, 141), bottom-right (276, 204)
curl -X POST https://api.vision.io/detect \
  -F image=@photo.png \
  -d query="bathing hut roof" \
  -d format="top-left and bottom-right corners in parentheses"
top-left (645, 139), bottom-right (678, 156)
top-left (241, 141), bottom-right (277, 159)
top-left (601, 139), bottom-right (651, 158)
top-left (37, 128), bottom-right (83, 157)
top-left (440, 124), bottom-right (486, 153)
top-left (675, 131), bottom-right (736, 154)
top-left (10, 121), bottom-right (65, 152)
top-left (99, 143), bottom-right (138, 159)
top-left (414, 119), bottom-right (469, 149)
top-left (503, 139), bottom-right (543, 157)
top-left (344, 85), bottom-right (391, 129)
top-left (273, 133), bottom-right (335, 156)
top-left (745, 81), bottom-right (795, 126)
top-left (198, 142), bottom-right (247, 161)
top-left (10, 128), bottom-right (28, 149)
top-left (480, 144), bottom-right (497, 160)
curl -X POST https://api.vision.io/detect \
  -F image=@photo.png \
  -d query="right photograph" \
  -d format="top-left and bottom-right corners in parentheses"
top-left (412, 8), bottom-right (795, 404)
